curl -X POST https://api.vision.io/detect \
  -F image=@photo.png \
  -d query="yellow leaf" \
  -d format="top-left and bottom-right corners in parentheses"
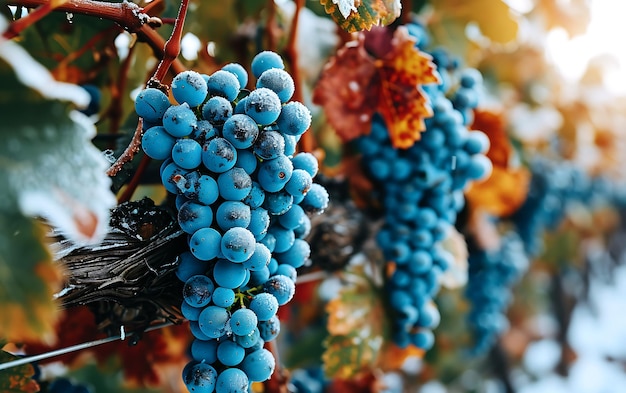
top-left (434, 0), bottom-right (519, 44)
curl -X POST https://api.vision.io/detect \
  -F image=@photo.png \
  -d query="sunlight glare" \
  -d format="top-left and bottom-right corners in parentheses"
top-left (545, 0), bottom-right (626, 94)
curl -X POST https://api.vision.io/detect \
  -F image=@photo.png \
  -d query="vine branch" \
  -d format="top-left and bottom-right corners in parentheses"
top-left (149, 0), bottom-right (189, 85)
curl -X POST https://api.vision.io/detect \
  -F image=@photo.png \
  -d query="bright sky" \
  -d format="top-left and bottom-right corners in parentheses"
top-left (545, 0), bottom-right (626, 94)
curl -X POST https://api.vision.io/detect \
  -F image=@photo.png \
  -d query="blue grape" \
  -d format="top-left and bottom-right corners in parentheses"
top-left (276, 101), bottom-right (311, 136)
top-left (172, 70), bottom-right (208, 107)
top-left (213, 258), bottom-right (248, 288)
top-left (202, 96), bottom-right (233, 125)
top-left (277, 203), bottom-right (305, 230)
top-left (247, 208), bottom-right (270, 240)
top-left (229, 308), bottom-right (258, 336)
top-left (142, 126), bottom-right (176, 160)
top-left (253, 130), bottom-right (285, 160)
top-left (249, 292), bottom-right (278, 321)
top-left (257, 155), bottom-right (293, 193)
top-left (192, 174), bottom-right (220, 205)
top-left (222, 62), bottom-right (249, 89)
top-left (189, 227), bottom-right (222, 261)
top-left (263, 275), bottom-right (295, 305)
top-left (222, 114), bottom-right (259, 149)
top-left (207, 70), bottom-right (240, 101)
top-left (244, 88), bottom-right (282, 125)
top-left (242, 242), bottom-right (271, 272)
top-left (212, 286), bottom-right (235, 308)
top-left (183, 274), bottom-right (215, 308)
top-left (251, 50), bottom-right (285, 78)
top-left (172, 139), bottom-right (203, 169)
top-left (284, 169), bottom-right (312, 200)
top-left (258, 315), bottom-right (280, 341)
top-left (221, 227), bottom-right (256, 263)
top-left (178, 201), bottom-right (213, 235)
top-left (263, 191), bottom-right (293, 215)
top-left (217, 167), bottom-right (252, 201)
top-left (257, 68), bottom-right (294, 103)
top-left (190, 339), bottom-right (218, 363)
top-left (189, 321), bottom-right (211, 341)
top-left (135, 88), bottom-right (170, 122)
top-left (181, 301), bottom-right (203, 321)
top-left (275, 238), bottom-right (310, 268)
top-left (176, 251), bottom-right (207, 282)
top-left (243, 182), bottom-right (265, 208)
top-left (192, 120), bottom-right (218, 143)
top-left (198, 305), bottom-right (230, 339)
top-left (215, 201), bottom-right (251, 231)
top-left (183, 362), bottom-right (218, 393)
top-left (291, 152), bottom-right (319, 177)
top-left (163, 103), bottom-right (197, 137)
top-left (160, 161), bottom-right (188, 194)
top-left (241, 348), bottom-right (275, 382)
top-left (267, 226), bottom-right (294, 253)
top-left (275, 264), bottom-right (297, 282)
top-left (300, 183), bottom-right (329, 214)
top-left (215, 367), bottom-right (249, 393)
top-left (234, 327), bottom-right (260, 349)
top-left (236, 149), bottom-right (258, 175)
top-left (202, 137), bottom-right (237, 173)
top-left (216, 340), bottom-right (245, 366)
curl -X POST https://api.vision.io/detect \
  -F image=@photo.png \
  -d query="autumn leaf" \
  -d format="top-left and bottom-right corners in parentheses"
top-left (0, 350), bottom-right (40, 393)
top-left (465, 110), bottom-right (530, 218)
top-left (374, 27), bottom-right (440, 148)
top-left (319, 0), bottom-right (402, 33)
top-left (313, 26), bottom-right (439, 149)
top-left (432, 0), bottom-right (519, 44)
top-left (323, 264), bottom-right (387, 379)
top-left (0, 213), bottom-right (63, 344)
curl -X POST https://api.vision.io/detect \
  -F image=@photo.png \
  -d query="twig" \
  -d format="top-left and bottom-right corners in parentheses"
top-left (106, 118), bottom-right (144, 177)
top-left (5, 0), bottom-right (148, 33)
top-left (149, 0), bottom-right (189, 86)
top-left (265, 0), bottom-right (277, 52)
top-left (3, 0), bottom-right (57, 39)
top-left (0, 321), bottom-right (174, 371)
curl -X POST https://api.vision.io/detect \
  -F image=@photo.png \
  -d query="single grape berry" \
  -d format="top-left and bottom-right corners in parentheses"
top-left (172, 70), bottom-right (208, 107)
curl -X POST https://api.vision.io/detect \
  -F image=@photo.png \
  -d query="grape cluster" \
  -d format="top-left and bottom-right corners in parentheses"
top-left (356, 25), bottom-right (492, 349)
top-left (135, 51), bottom-right (328, 393)
top-left (465, 231), bottom-right (529, 354)
top-left (511, 157), bottom-right (606, 256)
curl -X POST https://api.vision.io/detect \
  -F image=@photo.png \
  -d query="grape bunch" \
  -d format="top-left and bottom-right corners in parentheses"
top-left (46, 377), bottom-right (92, 393)
top-left (511, 157), bottom-right (597, 256)
top-left (355, 25), bottom-right (492, 349)
top-left (465, 231), bottom-right (529, 354)
top-left (135, 51), bottom-right (329, 393)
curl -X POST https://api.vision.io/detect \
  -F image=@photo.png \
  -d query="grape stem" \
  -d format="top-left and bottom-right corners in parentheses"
top-left (148, 0), bottom-right (189, 86)
top-left (3, 0), bottom-right (186, 75)
top-left (106, 118), bottom-right (144, 177)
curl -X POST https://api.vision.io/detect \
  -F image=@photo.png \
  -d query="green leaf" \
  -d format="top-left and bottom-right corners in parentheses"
top-left (0, 21), bottom-right (116, 341)
top-left (322, 264), bottom-right (388, 378)
top-left (319, 0), bottom-right (401, 33)
top-left (0, 36), bottom-right (116, 243)
top-left (0, 350), bottom-right (40, 393)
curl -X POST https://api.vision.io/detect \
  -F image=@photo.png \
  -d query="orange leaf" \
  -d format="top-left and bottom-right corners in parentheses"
top-left (466, 109), bottom-right (530, 217)
top-left (377, 342), bottom-right (424, 371)
top-left (313, 26), bottom-right (439, 149)
top-left (313, 39), bottom-right (379, 143)
top-left (376, 27), bottom-right (440, 148)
